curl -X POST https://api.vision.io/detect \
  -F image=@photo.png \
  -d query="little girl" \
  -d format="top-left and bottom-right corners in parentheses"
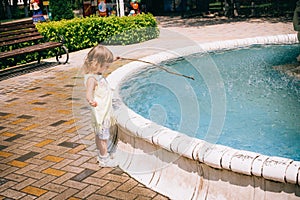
top-left (83, 45), bottom-right (117, 167)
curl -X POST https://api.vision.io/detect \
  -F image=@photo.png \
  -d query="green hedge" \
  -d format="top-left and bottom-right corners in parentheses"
top-left (1, 13), bottom-right (159, 68)
top-left (36, 13), bottom-right (159, 52)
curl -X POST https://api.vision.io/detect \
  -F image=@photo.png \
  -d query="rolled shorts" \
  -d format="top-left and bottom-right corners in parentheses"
top-left (94, 126), bottom-right (110, 140)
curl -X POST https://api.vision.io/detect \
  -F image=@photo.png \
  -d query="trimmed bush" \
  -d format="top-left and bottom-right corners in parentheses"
top-left (36, 13), bottom-right (159, 52)
top-left (1, 13), bottom-right (159, 68)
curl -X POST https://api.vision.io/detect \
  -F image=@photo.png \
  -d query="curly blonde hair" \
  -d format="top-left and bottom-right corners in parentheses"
top-left (83, 45), bottom-right (114, 74)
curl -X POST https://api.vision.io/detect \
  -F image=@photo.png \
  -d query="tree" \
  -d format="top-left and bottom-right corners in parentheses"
top-left (199, 0), bottom-right (209, 14)
top-left (71, 0), bottom-right (82, 10)
top-left (49, 0), bottom-right (74, 21)
top-left (3, 0), bottom-right (12, 19)
top-left (24, 0), bottom-right (29, 18)
top-left (0, 0), bottom-right (5, 19)
top-left (11, 0), bottom-right (19, 18)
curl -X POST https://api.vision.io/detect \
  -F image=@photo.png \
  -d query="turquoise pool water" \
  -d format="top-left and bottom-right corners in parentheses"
top-left (120, 44), bottom-right (300, 161)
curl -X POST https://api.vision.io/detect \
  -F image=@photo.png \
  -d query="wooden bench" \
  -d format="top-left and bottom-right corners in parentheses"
top-left (0, 19), bottom-right (69, 67)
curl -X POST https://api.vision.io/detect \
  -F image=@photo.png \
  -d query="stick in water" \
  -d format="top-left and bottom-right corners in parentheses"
top-left (116, 57), bottom-right (195, 80)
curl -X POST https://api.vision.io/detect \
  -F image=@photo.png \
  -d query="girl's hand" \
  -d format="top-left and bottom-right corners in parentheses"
top-left (89, 100), bottom-right (98, 107)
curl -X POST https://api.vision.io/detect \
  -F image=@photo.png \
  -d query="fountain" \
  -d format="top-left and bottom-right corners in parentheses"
top-left (276, 0), bottom-right (300, 79)
top-left (270, 0), bottom-right (300, 82)
top-left (108, 34), bottom-right (300, 199)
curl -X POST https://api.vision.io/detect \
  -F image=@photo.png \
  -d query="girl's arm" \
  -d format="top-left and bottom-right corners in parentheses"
top-left (86, 77), bottom-right (98, 107)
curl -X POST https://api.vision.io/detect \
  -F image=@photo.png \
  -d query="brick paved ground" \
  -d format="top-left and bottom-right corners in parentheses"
top-left (0, 16), bottom-right (296, 199)
top-left (0, 63), bottom-right (169, 199)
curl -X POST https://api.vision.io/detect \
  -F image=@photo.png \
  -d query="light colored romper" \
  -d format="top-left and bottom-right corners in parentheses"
top-left (84, 74), bottom-right (114, 140)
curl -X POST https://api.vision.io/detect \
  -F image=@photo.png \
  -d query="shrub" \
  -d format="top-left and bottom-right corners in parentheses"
top-left (36, 13), bottom-right (159, 52)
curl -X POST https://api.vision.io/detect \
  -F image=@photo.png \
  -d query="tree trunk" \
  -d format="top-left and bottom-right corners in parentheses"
top-left (181, 0), bottom-right (187, 17)
top-left (24, 0), bottom-right (29, 17)
top-left (12, 0), bottom-right (18, 18)
top-left (12, 0), bottom-right (17, 9)
top-left (0, 0), bottom-right (5, 19)
top-left (198, 0), bottom-right (209, 14)
top-left (5, 0), bottom-right (12, 19)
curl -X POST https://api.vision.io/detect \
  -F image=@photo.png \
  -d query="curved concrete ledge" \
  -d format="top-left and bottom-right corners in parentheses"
top-left (108, 34), bottom-right (300, 199)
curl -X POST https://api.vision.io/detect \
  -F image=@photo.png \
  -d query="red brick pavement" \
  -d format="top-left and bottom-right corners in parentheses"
top-left (0, 64), bottom-right (169, 199)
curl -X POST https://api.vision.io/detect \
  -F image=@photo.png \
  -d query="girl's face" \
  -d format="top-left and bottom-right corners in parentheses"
top-left (96, 63), bottom-right (111, 74)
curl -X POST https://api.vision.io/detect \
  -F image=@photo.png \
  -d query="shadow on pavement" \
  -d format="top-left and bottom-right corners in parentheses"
top-left (156, 16), bottom-right (293, 28)
top-left (0, 61), bottom-right (59, 81)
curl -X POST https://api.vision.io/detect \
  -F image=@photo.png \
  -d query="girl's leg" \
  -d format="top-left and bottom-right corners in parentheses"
top-left (95, 134), bottom-right (117, 167)
top-left (95, 136), bottom-right (108, 156)
top-left (94, 122), bottom-right (117, 167)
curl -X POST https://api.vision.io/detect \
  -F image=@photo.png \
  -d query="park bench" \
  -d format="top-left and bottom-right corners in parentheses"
top-left (0, 19), bottom-right (69, 67)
